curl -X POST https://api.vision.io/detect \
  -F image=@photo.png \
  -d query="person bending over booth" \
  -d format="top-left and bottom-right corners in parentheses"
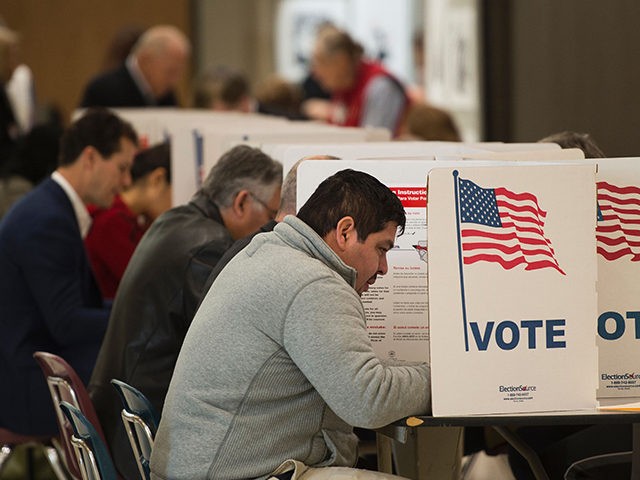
top-left (0, 108), bottom-right (137, 435)
top-left (89, 145), bottom-right (282, 480)
top-left (85, 141), bottom-right (172, 299)
top-left (150, 169), bottom-right (431, 480)
top-left (79, 25), bottom-right (190, 108)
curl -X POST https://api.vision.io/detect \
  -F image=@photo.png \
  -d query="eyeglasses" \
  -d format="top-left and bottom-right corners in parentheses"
top-left (249, 192), bottom-right (278, 220)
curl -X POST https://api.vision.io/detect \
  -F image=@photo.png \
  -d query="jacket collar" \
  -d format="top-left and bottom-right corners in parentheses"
top-left (275, 215), bottom-right (357, 289)
top-left (190, 191), bottom-right (224, 224)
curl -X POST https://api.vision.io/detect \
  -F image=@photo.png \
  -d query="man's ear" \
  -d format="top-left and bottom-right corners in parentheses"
top-left (335, 216), bottom-right (356, 249)
top-left (80, 146), bottom-right (98, 170)
top-left (231, 190), bottom-right (250, 217)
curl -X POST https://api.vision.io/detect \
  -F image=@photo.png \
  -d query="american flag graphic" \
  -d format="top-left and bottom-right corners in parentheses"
top-left (596, 181), bottom-right (640, 261)
top-left (457, 177), bottom-right (565, 274)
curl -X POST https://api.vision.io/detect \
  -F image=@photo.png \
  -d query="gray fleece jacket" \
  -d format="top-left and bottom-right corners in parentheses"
top-left (150, 216), bottom-right (431, 480)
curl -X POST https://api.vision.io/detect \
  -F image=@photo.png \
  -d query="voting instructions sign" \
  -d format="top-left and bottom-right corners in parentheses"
top-left (428, 164), bottom-right (598, 415)
top-left (297, 159), bottom-right (434, 363)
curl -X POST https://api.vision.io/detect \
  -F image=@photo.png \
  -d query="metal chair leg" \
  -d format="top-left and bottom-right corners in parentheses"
top-left (44, 445), bottom-right (71, 480)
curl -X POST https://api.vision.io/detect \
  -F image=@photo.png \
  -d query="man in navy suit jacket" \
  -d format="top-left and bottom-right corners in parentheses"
top-left (80, 25), bottom-right (190, 108)
top-left (0, 108), bottom-right (137, 435)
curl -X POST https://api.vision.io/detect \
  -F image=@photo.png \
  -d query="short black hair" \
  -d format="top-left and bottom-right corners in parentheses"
top-left (130, 141), bottom-right (171, 183)
top-left (193, 66), bottom-right (250, 109)
top-left (297, 169), bottom-right (406, 241)
top-left (59, 108), bottom-right (138, 166)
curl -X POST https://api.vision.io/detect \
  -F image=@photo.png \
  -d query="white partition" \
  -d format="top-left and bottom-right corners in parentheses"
top-left (267, 141), bottom-right (490, 178)
top-left (428, 164), bottom-right (597, 415)
top-left (593, 158), bottom-right (640, 402)
top-left (91, 108), bottom-right (388, 206)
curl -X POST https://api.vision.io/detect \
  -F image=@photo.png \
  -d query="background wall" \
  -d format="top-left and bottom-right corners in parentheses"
top-left (483, 0), bottom-right (640, 157)
top-left (2, 0), bottom-right (191, 123)
top-left (193, 0), bottom-right (278, 90)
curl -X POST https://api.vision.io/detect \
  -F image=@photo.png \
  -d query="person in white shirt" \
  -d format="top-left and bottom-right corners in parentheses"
top-left (0, 108), bottom-right (137, 436)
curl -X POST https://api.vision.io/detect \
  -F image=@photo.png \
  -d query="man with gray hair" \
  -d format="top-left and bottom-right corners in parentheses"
top-left (89, 144), bottom-right (282, 480)
top-left (80, 24), bottom-right (190, 107)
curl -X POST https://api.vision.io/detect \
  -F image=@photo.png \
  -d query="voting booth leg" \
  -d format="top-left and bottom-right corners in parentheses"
top-left (492, 426), bottom-right (549, 480)
top-left (389, 427), bottom-right (463, 480)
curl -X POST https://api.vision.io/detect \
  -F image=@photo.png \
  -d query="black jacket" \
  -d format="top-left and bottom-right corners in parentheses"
top-left (89, 193), bottom-right (233, 479)
top-left (79, 64), bottom-right (178, 108)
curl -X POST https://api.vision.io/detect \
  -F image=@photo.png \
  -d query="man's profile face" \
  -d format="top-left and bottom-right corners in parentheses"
top-left (89, 137), bottom-right (136, 208)
top-left (340, 221), bottom-right (398, 296)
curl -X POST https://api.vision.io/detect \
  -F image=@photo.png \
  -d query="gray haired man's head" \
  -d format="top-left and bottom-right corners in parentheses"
top-left (200, 145), bottom-right (283, 240)
top-left (201, 145), bottom-right (282, 207)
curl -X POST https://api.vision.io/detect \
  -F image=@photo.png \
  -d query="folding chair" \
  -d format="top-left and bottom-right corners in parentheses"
top-left (59, 401), bottom-right (117, 480)
top-left (110, 379), bottom-right (159, 480)
top-left (33, 351), bottom-right (110, 480)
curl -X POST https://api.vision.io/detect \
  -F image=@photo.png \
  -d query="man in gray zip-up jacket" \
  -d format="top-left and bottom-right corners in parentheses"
top-left (150, 169), bottom-right (431, 480)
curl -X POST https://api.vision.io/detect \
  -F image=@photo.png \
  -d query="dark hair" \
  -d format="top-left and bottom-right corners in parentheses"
top-left (200, 145), bottom-right (282, 207)
top-left (297, 169), bottom-right (406, 241)
top-left (1, 123), bottom-right (62, 183)
top-left (406, 103), bottom-right (461, 142)
top-left (193, 66), bottom-right (250, 109)
top-left (538, 131), bottom-right (605, 158)
top-left (59, 108), bottom-right (137, 166)
top-left (130, 141), bottom-right (171, 183)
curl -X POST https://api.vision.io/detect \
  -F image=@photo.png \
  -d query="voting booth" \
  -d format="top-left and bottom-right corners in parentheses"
top-left (431, 151), bottom-right (640, 407)
top-left (427, 164), bottom-right (598, 416)
top-left (594, 158), bottom-right (640, 402)
top-left (75, 103), bottom-right (640, 415)
top-left (297, 156), bottom-right (604, 417)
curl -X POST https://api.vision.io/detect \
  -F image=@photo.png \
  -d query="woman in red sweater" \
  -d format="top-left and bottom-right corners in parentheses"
top-left (85, 141), bottom-right (171, 299)
top-left (303, 25), bottom-right (410, 137)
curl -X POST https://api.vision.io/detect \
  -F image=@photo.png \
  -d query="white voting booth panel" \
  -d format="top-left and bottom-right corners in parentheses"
top-left (593, 158), bottom-right (640, 400)
top-left (428, 164), bottom-right (598, 416)
top-left (103, 109), bottom-right (291, 206)
top-left (465, 142), bottom-right (561, 152)
top-left (429, 151), bottom-right (640, 405)
top-left (103, 108), bottom-right (384, 206)
top-left (435, 148), bottom-right (585, 165)
top-left (188, 124), bottom-right (383, 205)
top-left (198, 124), bottom-right (376, 174)
top-left (272, 142), bottom-right (566, 180)
top-left (266, 142), bottom-right (491, 179)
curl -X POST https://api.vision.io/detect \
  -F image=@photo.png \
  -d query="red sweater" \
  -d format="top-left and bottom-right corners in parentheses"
top-left (330, 60), bottom-right (408, 135)
top-left (85, 195), bottom-right (148, 299)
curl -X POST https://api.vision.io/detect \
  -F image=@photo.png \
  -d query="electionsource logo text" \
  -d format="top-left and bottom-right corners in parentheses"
top-left (601, 373), bottom-right (640, 380)
top-left (499, 385), bottom-right (537, 392)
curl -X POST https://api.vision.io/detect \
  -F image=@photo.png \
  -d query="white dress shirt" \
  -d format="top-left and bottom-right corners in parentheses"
top-left (51, 171), bottom-right (92, 238)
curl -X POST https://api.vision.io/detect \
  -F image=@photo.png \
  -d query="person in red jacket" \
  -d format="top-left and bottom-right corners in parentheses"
top-left (303, 24), bottom-right (410, 137)
top-left (85, 141), bottom-right (171, 299)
